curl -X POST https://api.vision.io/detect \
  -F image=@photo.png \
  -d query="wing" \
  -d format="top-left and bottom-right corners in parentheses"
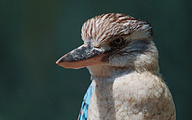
top-left (78, 82), bottom-right (94, 120)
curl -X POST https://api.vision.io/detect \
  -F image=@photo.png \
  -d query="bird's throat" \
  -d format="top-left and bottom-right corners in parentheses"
top-left (87, 64), bottom-right (130, 80)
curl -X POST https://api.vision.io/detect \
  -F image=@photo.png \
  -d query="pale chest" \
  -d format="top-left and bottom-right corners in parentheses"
top-left (87, 73), bottom-right (175, 120)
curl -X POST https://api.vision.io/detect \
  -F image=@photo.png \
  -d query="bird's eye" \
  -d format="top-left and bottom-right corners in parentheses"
top-left (113, 38), bottom-right (124, 45)
top-left (110, 37), bottom-right (125, 48)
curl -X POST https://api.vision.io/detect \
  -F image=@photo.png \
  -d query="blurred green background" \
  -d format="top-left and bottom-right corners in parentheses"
top-left (0, 0), bottom-right (191, 120)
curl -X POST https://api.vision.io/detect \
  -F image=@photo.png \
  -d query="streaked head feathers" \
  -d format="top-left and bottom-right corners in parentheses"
top-left (81, 13), bottom-right (152, 46)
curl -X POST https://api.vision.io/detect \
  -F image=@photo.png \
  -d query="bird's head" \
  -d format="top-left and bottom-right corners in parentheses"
top-left (56, 13), bottom-right (159, 78)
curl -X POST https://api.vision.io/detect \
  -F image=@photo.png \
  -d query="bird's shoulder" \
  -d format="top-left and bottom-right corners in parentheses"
top-left (112, 72), bottom-right (176, 120)
top-left (113, 71), bottom-right (167, 93)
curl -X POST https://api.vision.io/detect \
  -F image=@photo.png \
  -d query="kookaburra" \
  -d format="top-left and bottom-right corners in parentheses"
top-left (56, 13), bottom-right (176, 120)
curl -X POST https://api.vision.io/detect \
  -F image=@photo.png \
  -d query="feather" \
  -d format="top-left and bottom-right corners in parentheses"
top-left (78, 82), bottom-right (94, 120)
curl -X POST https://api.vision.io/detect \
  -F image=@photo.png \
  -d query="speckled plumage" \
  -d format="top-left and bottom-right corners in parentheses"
top-left (88, 72), bottom-right (175, 120)
top-left (56, 13), bottom-right (176, 120)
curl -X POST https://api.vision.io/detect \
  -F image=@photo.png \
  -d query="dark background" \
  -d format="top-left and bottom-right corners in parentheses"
top-left (0, 0), bottom-right (191, 120)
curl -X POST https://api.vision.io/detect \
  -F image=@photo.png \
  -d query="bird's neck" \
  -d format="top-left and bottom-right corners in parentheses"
top-left (87, 65), bottom-right (132, 80)
top-left (87, 62), bottom-right (159, 80)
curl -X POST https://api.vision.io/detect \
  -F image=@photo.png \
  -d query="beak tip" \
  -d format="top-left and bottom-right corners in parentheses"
top-left (56, 54), bottom-right (69, 65)
top-left (56, 58), bottom-right (63, 65)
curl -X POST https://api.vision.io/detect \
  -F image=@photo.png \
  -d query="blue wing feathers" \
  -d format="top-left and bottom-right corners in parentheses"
top-left (78, 83), bottom-right (94, 120)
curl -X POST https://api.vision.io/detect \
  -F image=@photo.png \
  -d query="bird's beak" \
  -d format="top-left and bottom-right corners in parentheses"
top-left (56, 43), bottom-right (107, 69)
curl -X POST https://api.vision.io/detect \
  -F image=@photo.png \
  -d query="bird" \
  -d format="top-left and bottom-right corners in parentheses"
top-left (56, 13), bottom-right (176, 120)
